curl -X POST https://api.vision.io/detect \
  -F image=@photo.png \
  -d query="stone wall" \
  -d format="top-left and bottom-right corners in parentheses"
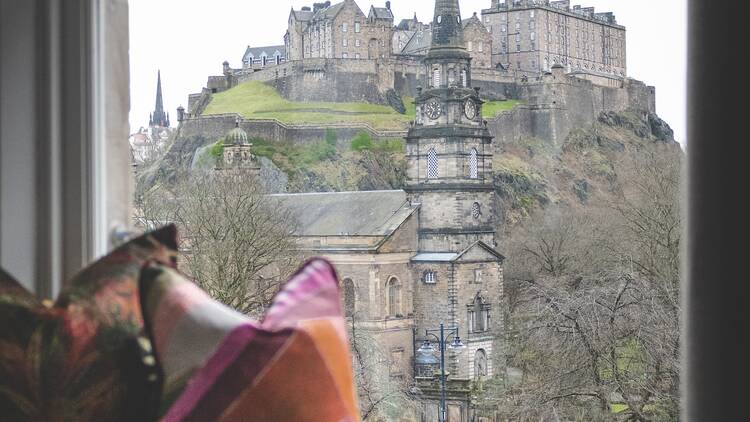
top-left (487, 70), bottom-right (656, 146)
top-left (178, 113), bottom-right (406, 145)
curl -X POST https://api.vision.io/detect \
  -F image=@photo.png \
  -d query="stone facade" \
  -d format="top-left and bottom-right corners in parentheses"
top-left (462, 13), bottom-right (493, 69)
top-left (482, 0), bottom-right (626, 76)
top-left (285, 0), bottom-right (394, 61)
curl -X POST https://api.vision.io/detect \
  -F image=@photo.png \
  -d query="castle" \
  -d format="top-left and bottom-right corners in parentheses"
top-left (186, 0), bottom-right (628, 117)
top-left (163, 1), bottom-right (660, 420)
top-left (217, 1), bottom-right (505, 419)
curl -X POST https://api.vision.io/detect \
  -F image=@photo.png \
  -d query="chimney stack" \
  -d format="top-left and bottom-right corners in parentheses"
top-left (386, 1), bottom-right (391, 10)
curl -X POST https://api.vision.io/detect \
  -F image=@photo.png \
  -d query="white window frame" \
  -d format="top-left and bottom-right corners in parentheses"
top-left (1, 0), bottom-right (130, 297)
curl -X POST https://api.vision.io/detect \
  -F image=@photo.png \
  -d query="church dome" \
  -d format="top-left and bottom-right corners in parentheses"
top-left (225, 120), bottom-right (248, 145)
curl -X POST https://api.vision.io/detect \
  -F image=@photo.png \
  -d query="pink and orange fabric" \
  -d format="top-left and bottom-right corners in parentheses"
top-left (0, 225), bottom-right (361, 422)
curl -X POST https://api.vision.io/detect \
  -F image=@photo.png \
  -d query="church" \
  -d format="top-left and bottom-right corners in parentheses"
top-left (220, 0), bottom-right (505, 419)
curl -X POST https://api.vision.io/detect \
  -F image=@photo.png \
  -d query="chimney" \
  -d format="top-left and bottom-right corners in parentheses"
top-left (386, 1), bottom-right (391, 10)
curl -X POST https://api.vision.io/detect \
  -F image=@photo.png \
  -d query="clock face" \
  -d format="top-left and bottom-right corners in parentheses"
top-left (464, 100), bottom-right (477, 120)
top-left (425, 99), bottom-right (442, 120)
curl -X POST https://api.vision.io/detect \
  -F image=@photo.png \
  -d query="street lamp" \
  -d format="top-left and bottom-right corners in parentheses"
top-left (416, 322), bottom-right (467, 422)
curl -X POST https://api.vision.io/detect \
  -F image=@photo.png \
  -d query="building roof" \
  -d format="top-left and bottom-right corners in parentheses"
top-left (269, 190), bottom-right (415, 237)
top-left (411, 253), bottom-right (458, 262)
top-left (370, 6), bottom-right (394, 20)
top-left (411, 242), bottom-right (504, 263)
top-left (400, 27), bottom-right (432, 55)
top-left (314, 1), bottom-right (346, 20)
top-left (243, 45), bottom-right (286, 61)
top-left (291, 9), bottom-right (314, 22)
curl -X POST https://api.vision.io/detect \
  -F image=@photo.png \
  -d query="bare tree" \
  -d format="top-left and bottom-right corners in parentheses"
top-left (501, 147), bottom-right (682, 422)
top-left (136, 171), bottom-right (300, 317)
top-left (348, 314), bottom-right (418, 421)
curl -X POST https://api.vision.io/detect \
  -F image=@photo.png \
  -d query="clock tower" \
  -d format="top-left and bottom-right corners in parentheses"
top-left (406, 0), bottom-right (496, 253)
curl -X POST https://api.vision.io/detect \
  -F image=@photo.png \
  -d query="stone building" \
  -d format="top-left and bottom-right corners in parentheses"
top-left (241, 45), bottom-right (287, 71)
top-left (462, 12), bottom-right (493, 69)
top-left (481, 0), bottom-right (626, 76)
top-left (217, 120), bottom-right (261, 178)
top-left (393, 14), bottom-right (424, 55)
top-left (395, 10), bottom-right (494, 70)
top-left (284, 0), bottom-right (394, 61)
top-left (269, 1), bottom-right (505, 419)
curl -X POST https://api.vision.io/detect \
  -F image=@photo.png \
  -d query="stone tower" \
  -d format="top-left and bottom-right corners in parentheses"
top-left (406, 0), bottom-right (496, 253)
top-left (408, 2), bottom-right (505, 411)
top-left (218, 119), bottom-right (261, 178)
top-left (149, 70), bottom-right (170, 128)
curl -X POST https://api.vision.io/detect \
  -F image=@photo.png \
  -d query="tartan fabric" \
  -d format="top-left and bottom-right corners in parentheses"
top-left (0, 226), bottom-right (179, 422)
top-left (141, 259), bottom-right (360, 422)
top-left (0, 225), bottom-right (359, 421)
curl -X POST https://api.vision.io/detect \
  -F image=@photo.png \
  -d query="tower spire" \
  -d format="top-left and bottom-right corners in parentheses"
top-left (429, 0), bottom-right (468, 59)
top-left (150, 70), bottom-right (169, 127)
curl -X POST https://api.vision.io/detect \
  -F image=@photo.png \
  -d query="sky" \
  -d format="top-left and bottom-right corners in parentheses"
top-left (129, 0), bottom-right (687, 144)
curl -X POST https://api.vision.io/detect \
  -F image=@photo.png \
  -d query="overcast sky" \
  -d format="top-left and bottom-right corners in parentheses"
top-left (129, 0), bottom-right (687, 144)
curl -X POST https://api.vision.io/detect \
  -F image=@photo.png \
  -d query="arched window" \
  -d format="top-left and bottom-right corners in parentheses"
top-left (427, 148), bottom-right (439, 180)
top-left (461, 69), bottom-right (468, 87)
top-left (343, 278), bottom-right (356, 317)
top-left (387, 277), bottom-right (402, 317)
top-left (468, 295), bottom-right (490, 333)
top-left (474, 349), bottom-right (488, 379)
top-left (424, 270), bottom-right (436, 284)
top-left (433, 67), bottom-right (441, 88)
top-left (469, 148), bottom-right (478, 179)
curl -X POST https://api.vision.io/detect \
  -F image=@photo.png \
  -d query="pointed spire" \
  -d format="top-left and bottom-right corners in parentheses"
top-left (429, 0), bottom-right (468, 59)
top-left (150, 70), bottom-right (169, 128)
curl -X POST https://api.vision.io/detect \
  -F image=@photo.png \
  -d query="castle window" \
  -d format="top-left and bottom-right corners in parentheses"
top-left (387, 277), bottom-right (402, 317)
top-left (355, 22), bottom-right (361, 33)
top-left (343, 278), bottom-right (356, 317)
top-left (468, 41), bottom-right (473, 52)
top-left (469, 149), bottom-right (478, 179)
top-left (424, 270), bottom-right (437, 284)
top-left (343, 23), bottom-right (348, 32)
top-left (474, 349), bottom-right (488, 379)
top-left (355, 39), bottom-right (360, 47)
top-left (461, 70), bottom-right (468, 87)
top-left (432, 68), bottom-right (441, 87)
top-left (343, 52), bottom-right (348, 58)
top-left (468, 295), bottom-right (490, 333)
top-left (427, 148), bottom-right (439, 179)
top-left (343, 38), bottom-right (348, 47)
top-left (478, 42), bottom-right (483, 53)
top-left (355, 53), bottom-right (361, 59)
top-left (474, 269), bottom-right (483, 283)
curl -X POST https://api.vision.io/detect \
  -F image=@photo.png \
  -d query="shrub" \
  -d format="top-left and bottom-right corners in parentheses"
top-left (351, 132), bottom-right (374, 151)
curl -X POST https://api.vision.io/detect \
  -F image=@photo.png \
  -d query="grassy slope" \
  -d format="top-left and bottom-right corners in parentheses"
top-left (203, 81), bottom-right (519, 130)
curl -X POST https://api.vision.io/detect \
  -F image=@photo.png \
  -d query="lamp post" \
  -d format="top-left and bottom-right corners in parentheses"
top-left (417, 323), bottom-right (467, 422)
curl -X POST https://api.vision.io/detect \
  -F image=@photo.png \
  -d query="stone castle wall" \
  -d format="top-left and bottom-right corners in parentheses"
top-left (178, 113), bottom-right (407, 145)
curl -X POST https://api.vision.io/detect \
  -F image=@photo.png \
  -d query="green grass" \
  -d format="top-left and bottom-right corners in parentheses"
top-left (204, 81), bottom-right (415, 130)
top-left (204, 81), bottom-right (520, 129)
top-left (611, 403), bottom-right (629, 414)
top-left (483, 99), bottom-right (521, 118)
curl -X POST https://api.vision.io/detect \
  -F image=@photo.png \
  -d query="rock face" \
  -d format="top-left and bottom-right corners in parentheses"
top-left (385, 89), bottom-right (406, 114)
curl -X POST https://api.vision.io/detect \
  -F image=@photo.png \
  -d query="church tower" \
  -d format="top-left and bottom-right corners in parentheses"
top-left (406, 0), bottom-right (496, 253)
top-left (409, 2), bottom-right (505, 403)
top-left (149, 70), bottom-right (170, 128)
